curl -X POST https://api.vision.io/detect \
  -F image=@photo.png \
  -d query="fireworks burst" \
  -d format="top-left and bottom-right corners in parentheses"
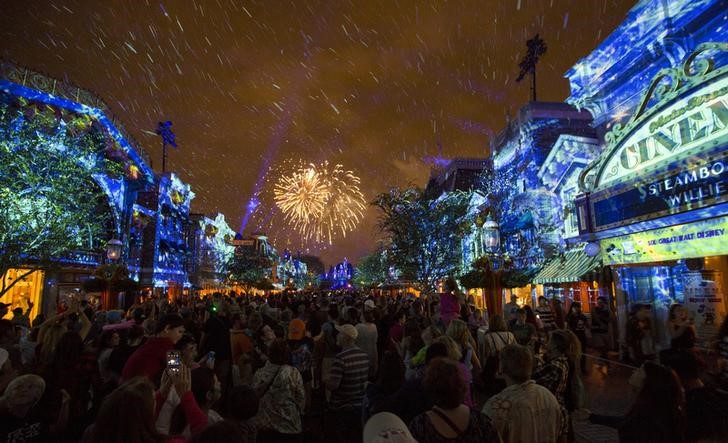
top-left (274, 165), bottom-right (329, 226)
top-left (273, 161), bottom-right (365, 244)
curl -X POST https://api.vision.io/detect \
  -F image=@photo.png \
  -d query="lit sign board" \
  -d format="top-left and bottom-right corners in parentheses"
top-left (591, 151), bottom-right (727, 230)
top-left (600, 215), bottom-right (728, 265)
top-left (597, 75), bottom-right (728, 187)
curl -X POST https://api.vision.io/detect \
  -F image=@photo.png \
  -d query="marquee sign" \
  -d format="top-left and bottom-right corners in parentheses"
top-left (600, 215), bottom-right (728, 265)
top-left (590, 151), bottom-right (726, 231)
top-left (577, 42), bottom-right (728, 231)
top-left (597, 75), bottom-right (728, 187)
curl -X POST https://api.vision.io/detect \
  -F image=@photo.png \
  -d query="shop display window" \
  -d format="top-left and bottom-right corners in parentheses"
top-left (0, 269), bottom-right (43, 323)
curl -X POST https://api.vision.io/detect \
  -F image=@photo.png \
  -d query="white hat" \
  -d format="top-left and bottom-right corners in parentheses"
top-left (363, 412), bottom-right (417, 443)
top-left (335, 323), bottom-right (358, 340)
top-left (364, 299), bottom-right (376, 310)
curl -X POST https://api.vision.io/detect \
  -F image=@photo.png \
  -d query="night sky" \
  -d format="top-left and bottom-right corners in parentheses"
top-left (1, 0), bottom-right (634, 266)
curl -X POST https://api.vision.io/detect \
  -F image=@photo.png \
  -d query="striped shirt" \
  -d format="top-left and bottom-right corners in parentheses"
top-left (536, 306), bottom-right (556, 331)
top-left (328, 346), bottom-right (369, 410)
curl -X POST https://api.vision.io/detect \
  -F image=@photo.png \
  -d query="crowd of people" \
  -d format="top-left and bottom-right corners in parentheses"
top-left (1, 281), bottom-right (728, 443)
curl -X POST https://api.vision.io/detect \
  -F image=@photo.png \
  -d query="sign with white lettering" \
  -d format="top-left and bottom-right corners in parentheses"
top-left (683, 270), bottom-right (725, 342)
top-left (591, 152), bottom-right (727, 230)
top-left (600, 215), bottom-right (728, 265)
top-left (597, 75), bottom-right (728, 187)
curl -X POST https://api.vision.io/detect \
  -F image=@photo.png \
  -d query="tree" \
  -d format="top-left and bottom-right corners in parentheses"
top-left (227, 252), bottom-right (273, 294)
top-left (373, 187), bottom-right (471, 293)
top-left (516, 34), bottom-right (547, 101)
top-left (354, 250), bottom-right (388, 288)
top-left (0, 99), bottom-right (115, 298)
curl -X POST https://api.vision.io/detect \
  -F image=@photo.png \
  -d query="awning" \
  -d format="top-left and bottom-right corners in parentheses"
top-left (533, 245), bottom-right (602, 284)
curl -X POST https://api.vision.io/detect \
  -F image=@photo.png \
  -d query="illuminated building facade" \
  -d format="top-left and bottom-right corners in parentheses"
top-left (187, 213), bottom-right (236, 294)
top-left (568, 0), bottom-right (728, 350)
top-left (425, 157), bottom-right (488, 197)
top-left (324, 259), bottom-right (354, 289)
top-left (137, 173), bottom-right (195, 298)
top-left (0, 61), bottom-right (155, 316)
top-left (489, 102), bottom-right (596, 293)
top-left (277, 249), bottom-right (309, 289)
top-left (532, 134), bottom-right (604, 311)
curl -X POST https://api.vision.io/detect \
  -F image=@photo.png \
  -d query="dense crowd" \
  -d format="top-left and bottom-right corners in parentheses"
top-left (1, 279), bottom-right (728, 443)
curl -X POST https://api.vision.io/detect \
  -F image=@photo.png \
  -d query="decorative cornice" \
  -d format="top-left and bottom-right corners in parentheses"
top-left (0, 59), bottom-right (154, 179)
top-left (578, 41), bottom-right (728, 193)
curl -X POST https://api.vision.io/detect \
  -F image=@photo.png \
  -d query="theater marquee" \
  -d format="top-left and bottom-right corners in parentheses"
top-left (577, 42), bottom-right (728, 233)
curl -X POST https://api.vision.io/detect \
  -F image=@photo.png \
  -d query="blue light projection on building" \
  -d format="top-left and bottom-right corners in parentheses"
top-left (1, 61), bottom-right (155, 268)
top-left (565, 0), bottom-right (728, 132)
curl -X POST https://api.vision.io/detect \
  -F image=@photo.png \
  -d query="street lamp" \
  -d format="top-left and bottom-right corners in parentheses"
top-left (481, 214), bottom-right (503, 315)
top-left (106, 239), bottom-right (123, 262)
top-left (483, 214), bottom-right (500, 253)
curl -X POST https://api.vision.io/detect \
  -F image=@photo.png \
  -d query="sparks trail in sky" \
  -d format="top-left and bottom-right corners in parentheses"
top-left (273, 161), bottom-right (366, 246)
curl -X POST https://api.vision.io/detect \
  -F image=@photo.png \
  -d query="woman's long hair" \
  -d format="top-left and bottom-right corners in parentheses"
top-left (47, 331), bottom-right (83, 382)
top-left (627, 361), bottom-right (686, 439)
top-left (548, 329), bottom-right (582, 383)
top-left (89, 377), bottom-right (164, 443)
top-left (39, 323), bottom-right (66, 367)
top-left (488, 314), bottom-right (508, 332)
top-left (523, 305), bottom-right (539, 327)
top-left (446, 319), bottom-right (473, 348)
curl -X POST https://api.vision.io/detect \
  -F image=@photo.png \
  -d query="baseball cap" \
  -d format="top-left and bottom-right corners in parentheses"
top-left (364, 299), bottom-right (376, 310)
top-left (363, 412), bottom-right (417, 443)
top-left (288, 318), bottom-right (306, 340)
top-left (335, 323), bottom-right (358, 340)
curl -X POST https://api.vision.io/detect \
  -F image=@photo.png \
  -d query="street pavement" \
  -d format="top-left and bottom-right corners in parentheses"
top-left (573, 354), bottom-right (638, 443)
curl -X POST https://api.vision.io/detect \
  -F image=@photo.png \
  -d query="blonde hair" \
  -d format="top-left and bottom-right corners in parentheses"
top-left (433, 335), bottom-right (462, 361)
top-left (446, 319), bottom-right (473, 348)
top-left (39, 323), bottom-right (66, 365)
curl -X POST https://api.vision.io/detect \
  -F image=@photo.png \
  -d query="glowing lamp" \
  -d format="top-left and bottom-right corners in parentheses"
top-left (106, 239), bottom-right (123, 261)
top-left (482, 214), bottom-right (500, 252)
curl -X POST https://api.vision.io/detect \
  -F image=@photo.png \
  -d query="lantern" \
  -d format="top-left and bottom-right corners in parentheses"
top-left (482, 214), bottom-right (500, 253)
top-left (106, 239), bottom-right (123, 261)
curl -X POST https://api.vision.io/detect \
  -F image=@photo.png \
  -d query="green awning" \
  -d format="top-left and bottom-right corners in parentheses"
top-left (533, 245), bottom-right (602, 284)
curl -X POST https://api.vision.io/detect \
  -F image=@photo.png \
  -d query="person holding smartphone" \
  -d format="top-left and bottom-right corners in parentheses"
top-left (122, 314), bottom-right (185, 384)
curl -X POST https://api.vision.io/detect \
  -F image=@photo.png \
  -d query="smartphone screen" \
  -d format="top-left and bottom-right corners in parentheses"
top-left (167, 350), bottom-right (181, 374)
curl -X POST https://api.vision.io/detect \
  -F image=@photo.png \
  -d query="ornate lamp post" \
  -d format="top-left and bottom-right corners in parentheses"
top-left (482, 215), bottom-right (504, 315)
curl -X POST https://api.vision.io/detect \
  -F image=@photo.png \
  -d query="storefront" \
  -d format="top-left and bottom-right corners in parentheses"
top-left (533, 246), bottom-right (607, 314)
top-left (575, 42), bottom-right (728, 351)
top-left (0, 269), bottom-right (43, 322)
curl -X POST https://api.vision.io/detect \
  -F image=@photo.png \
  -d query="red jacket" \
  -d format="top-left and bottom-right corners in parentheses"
top-left (121, 337), bottom-right (174, 383)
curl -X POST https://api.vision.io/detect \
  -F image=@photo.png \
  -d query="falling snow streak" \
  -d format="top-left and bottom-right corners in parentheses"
top-left (0, 0), bottom-right (637, 263)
